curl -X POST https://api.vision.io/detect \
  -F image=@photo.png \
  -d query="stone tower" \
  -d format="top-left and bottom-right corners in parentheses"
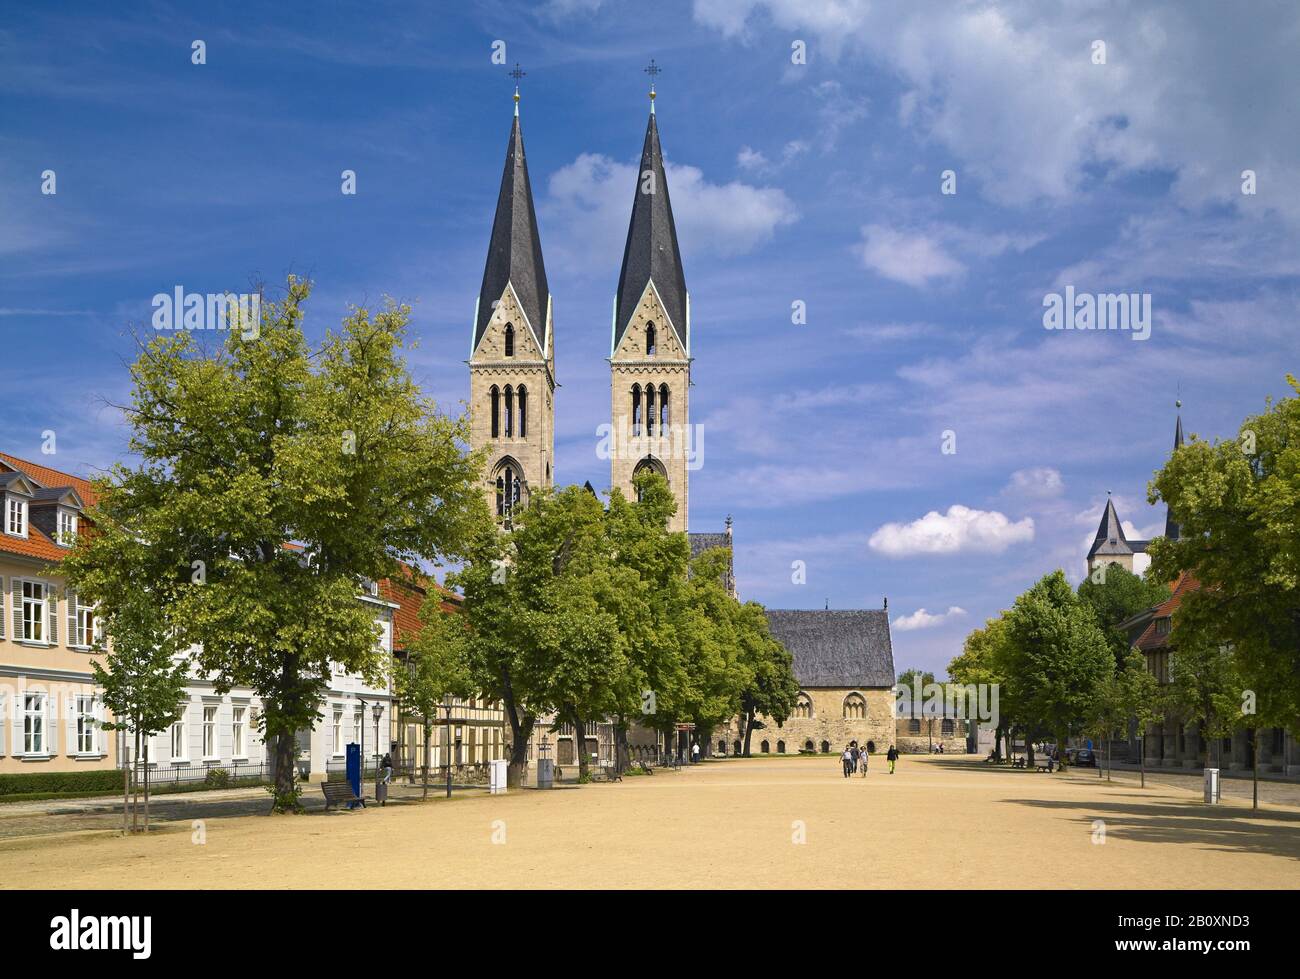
top-left (469, 91), bottom-right (555, 523)
top-left (609, 86), bottom-right (692, 532)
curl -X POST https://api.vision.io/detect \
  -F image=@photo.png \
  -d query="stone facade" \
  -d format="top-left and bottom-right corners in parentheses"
top-left (609, 282), bottom-right (690, 533)
top-left (469, 283), bottom-right (555, 519)
top-left (717, 688), bottom-right (895, 757)
top-left (894, 716), bottom-right (968, 754)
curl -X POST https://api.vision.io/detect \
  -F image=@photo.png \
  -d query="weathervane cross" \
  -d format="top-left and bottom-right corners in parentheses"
top-left (509, 63), bottom-right (526, 83)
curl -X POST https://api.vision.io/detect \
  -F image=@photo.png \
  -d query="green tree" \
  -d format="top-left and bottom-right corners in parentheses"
top-left (949, 617), bottom-right (1016, 761)
top-left (86, 588), bottom-right (189, 833)
top-left (1086, 650), bottom-right (1159, 781)
top-left (731, 597), bottom-right (798, 757)
top-left (64, 278), bottom-right (486, 811)
top-left (1077, 564), bottom-right (1170, 665)
top-left (1003, 570), bottom-right (1112, 770)
top-left (395, 597), bottom-right (474, 799)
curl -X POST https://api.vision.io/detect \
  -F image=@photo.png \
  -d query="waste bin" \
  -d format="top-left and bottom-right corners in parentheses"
top-left (1203, 767), bottom-right (1220, 804)
top-left (489, 759), bottom-right (508, 795)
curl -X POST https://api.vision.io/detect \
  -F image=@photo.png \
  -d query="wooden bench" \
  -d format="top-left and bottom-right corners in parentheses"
top-left (321, 780), bottom-right (365, 810)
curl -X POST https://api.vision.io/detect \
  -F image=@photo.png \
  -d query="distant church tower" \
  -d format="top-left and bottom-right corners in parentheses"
top-left (469, 80), bottom-right (555, 523)
top-left (610, 67), bottom-right (691, 532)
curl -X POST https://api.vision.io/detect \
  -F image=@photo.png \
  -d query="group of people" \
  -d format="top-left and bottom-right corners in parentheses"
top-left (840, 743), bottom-right (900, 777)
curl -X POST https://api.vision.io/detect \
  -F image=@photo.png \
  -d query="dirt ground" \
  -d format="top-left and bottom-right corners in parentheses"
top-left (3, 755), bottom-right (1297, 889)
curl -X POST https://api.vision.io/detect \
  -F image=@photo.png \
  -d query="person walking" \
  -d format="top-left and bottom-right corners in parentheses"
top-left (377, 752), bottom-right (393, 806)
top-left (887, 744), bottom-right (898, 775)
top-left (850, 744), bottom-right (860, 771)
top-left (859, 746), bottom-right (869, 776)
top-left (841, 746), bottom-right (853, 778)
top-left (691, 740), bottom-right (700, 764)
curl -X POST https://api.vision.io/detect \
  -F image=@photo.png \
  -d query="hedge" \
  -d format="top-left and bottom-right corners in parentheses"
top-left (0, 768), bottom-right (123, 797)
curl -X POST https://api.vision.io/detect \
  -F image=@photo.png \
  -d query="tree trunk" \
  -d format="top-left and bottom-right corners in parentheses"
top-left (993, 722), bottom-right (1005, 762)
top-left (1252, 727), bottom-right (1258, 811)
top-left (272, 730), bottom-right (297, 811)
top-left (1025, 731), bottom-right (1035, 769)
top-left (131, 728), bottom-right (140, 833)
top-left (499, 670), bottom-right (533, 789)
top-left (122, 731), bottom-right (130, 835)
top-left (1105, 735), bottom-right (1110, 780)
top-left (142, 741), bottom-right (150, 833)
top-left (573, 711), bottom-right (590, 780)
top-left (1140, 730), bottom-right (1146, 788)
top-left (614, 715), bottom-right (630, 775)
top-left (742, 714), bottom-right (756, 757)
top-left (422, 722), bottom-right (432, 800)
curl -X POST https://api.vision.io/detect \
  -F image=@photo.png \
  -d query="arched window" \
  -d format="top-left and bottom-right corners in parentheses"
top-left (659, 385), bottom-right (670, 430)
top-left (866, 740), bottom-right (876, 754)
top-left (495, 475), bottom-right (504, 517)
top-left (633, 456), bottom-right (667, 502)
top-left (843, 693), bottom-right (866, 720)
top-left (489, 386), bottom-right (500, 439)
top-left (804, 739), bottom-right (814, 753)
top-left (732, 740), bottom-right (742, 755)
top-left (517, 386), bottom-right (528, 438)
top-left (717, 740), bottom-right (726, 754)
top-left (503, 385), bottom-right (514, 438)
top-left (794, 693), bottom-right (813, 719)
top-left (503, 323), bottom-right (515, 357)
top-left (495, 463), bottom-right (523, 519)
top-left (631, 384), bottom-right (642, 435)
top-left (645, 322), bottom-right (656, 356)
top-left (645, 385), bottom-right (656, 436)
top-left (760, 740), bottom-right (770, 754)
top-left (776, 740), bottom-right (786, 754)
top-left (820, 740), bottom-right (830, 754)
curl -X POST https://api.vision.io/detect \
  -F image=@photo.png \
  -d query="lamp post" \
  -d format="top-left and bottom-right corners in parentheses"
top-left (442, 694), bottom-right (453, 798)
top-left (371, 701), bottom-right (384, 782)
top-left (357, 697), bottom-right (367, 791)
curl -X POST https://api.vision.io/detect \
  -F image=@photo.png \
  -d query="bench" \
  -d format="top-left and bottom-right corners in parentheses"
top-left (321, 780), bottom-right (365, 810)
top-left (588, 767), bottom-right (624, 783)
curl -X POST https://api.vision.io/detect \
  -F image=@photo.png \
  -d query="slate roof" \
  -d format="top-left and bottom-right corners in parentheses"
top-left (474, 113), bottom-right (550, 355)
top-left (614, 111), bottom-right (688, 355)
top-left (765, 609), bottom-right (895, 689)
top-left (1088, 497), bottom-right (1148, 557)
top-left (1164, 413), bottom-right (1184, 541)
top-left (688, 532), bottom-right (728, 559)
top-left (0, 452), bottom-right (95, 562)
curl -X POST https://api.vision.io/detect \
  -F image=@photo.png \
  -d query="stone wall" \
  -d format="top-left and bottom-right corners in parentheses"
top-left (716, 687), bottom-right (896, 756)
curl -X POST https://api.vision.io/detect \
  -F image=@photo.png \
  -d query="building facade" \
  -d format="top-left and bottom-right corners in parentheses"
top-left (0, 453), bottom-right (115, 775)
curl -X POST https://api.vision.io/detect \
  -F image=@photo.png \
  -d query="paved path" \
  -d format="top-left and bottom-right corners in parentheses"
top-left (3, 755), bottom-right (1297, 888)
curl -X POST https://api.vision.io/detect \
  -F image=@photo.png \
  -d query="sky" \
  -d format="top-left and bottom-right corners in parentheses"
top-left (2, 1), bottom-right (1297, 678)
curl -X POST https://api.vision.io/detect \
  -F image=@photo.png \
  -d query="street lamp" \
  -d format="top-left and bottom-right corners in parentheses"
top-left (442, 693), bottom-right (454, 798)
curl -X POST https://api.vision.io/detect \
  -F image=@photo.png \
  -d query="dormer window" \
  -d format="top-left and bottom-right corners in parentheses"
top-left (57, 509), bottom-right (78, 546)
top-left (1155, 617), bottom-right (1171, 636)
top-left (6, 496), bottom-right (27, 537)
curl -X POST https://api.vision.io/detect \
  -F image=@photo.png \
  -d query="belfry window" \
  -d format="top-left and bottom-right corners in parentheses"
top-left (504, 386), bottom-right (514, 438)
top-left (631, 384), bottom-right (642, 435)
top-left (489, 386), bottom-right (500, 438)
top-left (645, 322), bottom-right (656, 356)
top-left (504, 323), bottom-right (515, 357)
top-left (645, 385), bottom-right (656, 436)
top-left (659, 385), bottom-right (670, 430)
top-left (517, 386), bottom-right (528, 438)
top-left (496, 466), bottom-right (522, 519)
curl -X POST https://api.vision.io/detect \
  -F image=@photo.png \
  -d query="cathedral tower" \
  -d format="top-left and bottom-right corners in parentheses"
top-left (469, 86), bottom-right (555, 523)
top-left (609, 74), bottom-right (692, 532)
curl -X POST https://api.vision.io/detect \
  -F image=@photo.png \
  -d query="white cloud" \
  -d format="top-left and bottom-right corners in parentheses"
top-left (869, 505), bottom-right (1035, 557)
top-left (1002, 467), bottom-right (1065, 499)
top-left (694, 1), bottom-right (1300, 221)
top-left (856, 224), bottom-right (964, 286)
top-left (893, 605), bottom-right (968, 631)
top-left (542, 153), bottom-right (798, 273)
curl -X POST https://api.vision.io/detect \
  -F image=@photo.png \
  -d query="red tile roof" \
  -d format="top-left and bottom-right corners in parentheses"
top-left (0, 452), bottom-right (100, 506)
top-left (379, 562), bottom-right (461, 653)
top-left (1134, 572), bottom-right (1202, 651)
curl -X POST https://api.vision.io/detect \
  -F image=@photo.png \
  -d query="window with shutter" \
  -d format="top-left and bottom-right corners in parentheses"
top-left (47, 691), bottom-right (59, 755)
top-left (47, 588), bottom-right (57, 645)
top-left (66, 589), bottom-right (77, 646)
top-left (12, 580), bottom-right (23, 640)
top-left (0, 575), bottom-right (5, 640)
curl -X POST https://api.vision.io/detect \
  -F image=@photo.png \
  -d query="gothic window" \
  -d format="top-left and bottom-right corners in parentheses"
top-left (645, 322), bottom-right (656, 356)
top-left (489, 386), bottom-right (500, 439)
top-left (794, 693), bottom-right (813, 719)
top-left (776, 740), bottom-right (786, 754)
top-left (517, 386), bottom-right (527, 438)
top-left (504, 323), bottom-right (514, 357)
top-left (658, 385), bottom-right (669, 430)
top-left (645, 385), bottom-right (656, 436)
top-left (631, 384), bottom-right (642, 435)
top-left (760, 740), bottom-right (770, 754)
top-left (632, 456), bottom-right (667, 501)
top-left (843, 693), bottom-right (866, 720)
top-left (717, 740), bottom-right (726, 754)
top-left (804, 739), bottom-right (815, 752)
top-left (504, 385), bottom-right (514, 438)
top-left (820, 740), bottom-right (830, 754)
top-left (495, 465), bottom-right (522, 520)
top-left (733, 740), bottom-right (742, 755)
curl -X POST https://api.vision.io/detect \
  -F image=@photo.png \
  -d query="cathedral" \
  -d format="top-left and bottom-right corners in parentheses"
top-left (465, 77), bottom-right (897, 765)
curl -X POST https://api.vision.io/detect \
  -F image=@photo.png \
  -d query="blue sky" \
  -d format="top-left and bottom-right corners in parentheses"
top-left (3, 1), bottom-right (1297, 677)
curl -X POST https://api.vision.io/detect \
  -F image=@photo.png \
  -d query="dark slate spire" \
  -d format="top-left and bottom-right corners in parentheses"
top-left (1089, 494), bottom-right (1133, 558)
top-left (475, 111), bottom-right (550, 354)
top-left (614, 111), bottom-right (688, 354)
top-left (1165, 403), bottom-right (1184, 540)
